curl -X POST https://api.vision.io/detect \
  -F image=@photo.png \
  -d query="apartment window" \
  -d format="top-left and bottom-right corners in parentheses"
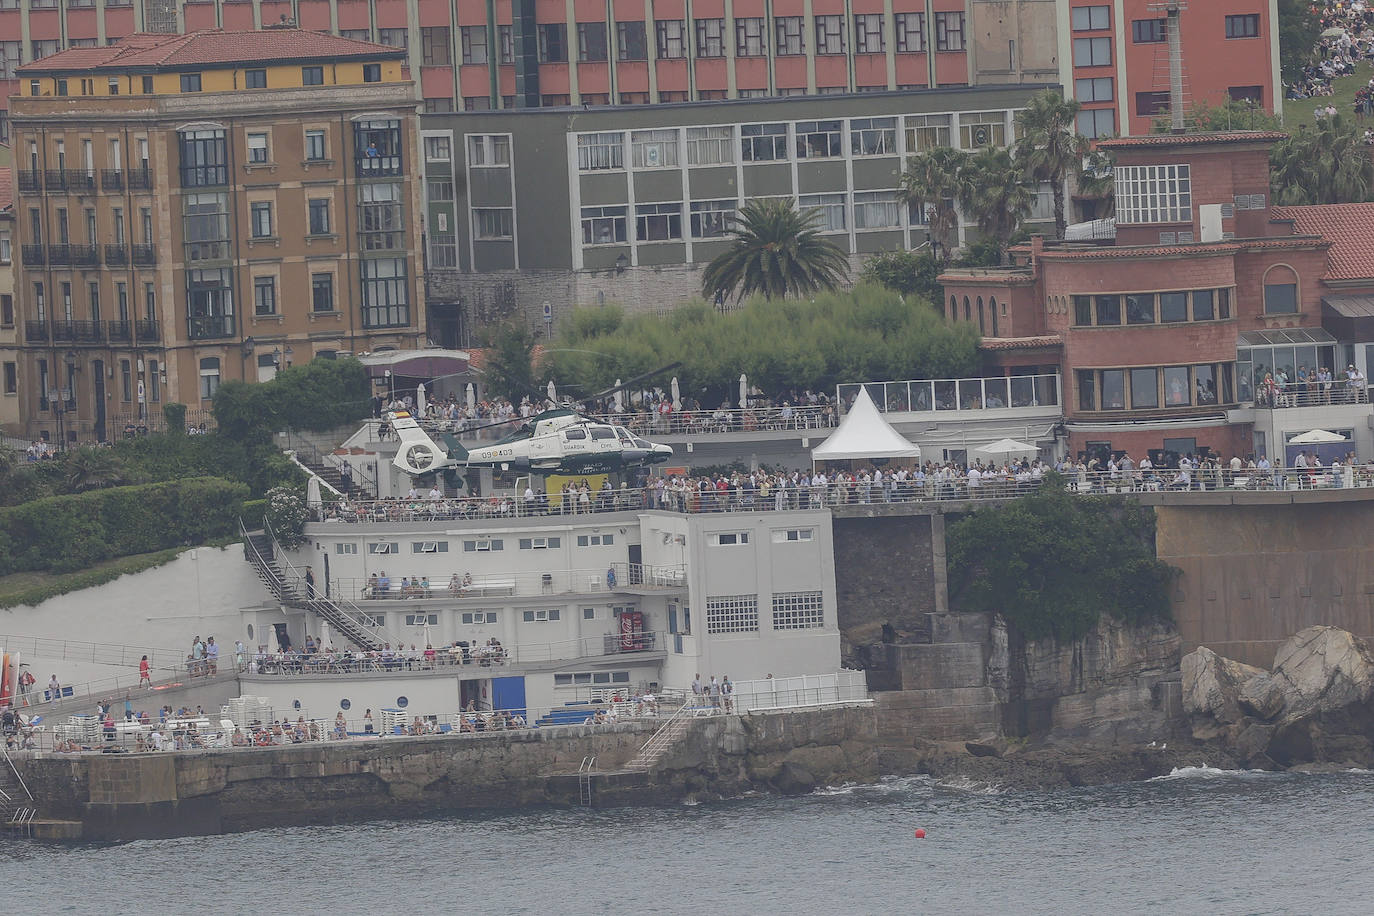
top-left (305, 130), bottom-right (327, 161)
top-left (246, 133), bottom-right (269, 164)
top-left (895, 13), bottom-right (926, 52)
top-left (854, 14), bottom-right (884, 53)
top-left (581, 206), bottom-right (627, 244)
top-left (148, 358), bottom-right (160, 402)
top-left (461, 26), bottom-right (488, 64)
top-left (696, 18), bottom-right (725, 57)
top-left (517, 536), bottom-right (561, 550)
top-left (250, 202), bottom-right (273, 238)
top-left (1160, 291), bottom-right (1189, 323)
top-left (635, 203), bottom-right (682, 242)
top-left (742, 123), bottom-right (788, 161)
top-left (88, 282), bottom-right (101, 321)
top-left (632, 129), bottom-right (678, 168)
top-left (706, 595), bottom-right (758, 634)
top-left (358, 182), bottom-right (404, 250)
top-left (179, 128), bottom-right (227, 187)
top-left (1130, 368), bottom-right (1159, 409)
top-left (608, 22), bottom-right (644, 60)
top-left (577, 132), bottom-right (624, 171)
top-left (1075, 78), bottom-right (1113, 103)
top-left (773, 592), bottom-right (824, 629)
top-left (367, 541), bottom-right (398, 554)
top-left (851, 117), bottom-right (896, 156)
top-left (462, 539), bottom-right (504, 552)
top-left (141, 76), bottom-right (153, 94)
top-left (1133, 19), bottom-right (1166, 43)
top-left (1264, 283), bottom-right (1298, 315)
top-left (360, 258), bottom-right (409, 328)
top-left (539, 24), bottom-right (568, 62)
top-left (656, 20), bottom-right (686, 58)
top-left (0, 41), bottom-right (20, 80)
top-left (253, 277), bottom-right (277, 316)
top-left (462, 611), bottom-right (499, 625)
top-left (735, 18), bottom-right (766, 57)
top-left (815, 16), bottom-right (845, 54)
top-left (0, 231), bottom-right (9, 265)
top-left (406, 614), bottom-right (441, 628)
top-left (686, 126), bottom-right (733, 165)
top-left (245, 69), bottom-right (267, 89)
top-left (1226, 15), bottom-right (1260, 39)
top-left (1073, 36), bottom-right (1111, 66)
top-left (690, 200), bottom-right (735, 238)
top-left (311, 274), bottom-right (334, 313)
top-left (143, 283), bottom-right (155, 322)
top-left (1096, 294), bottom-right (1121, 325)
top-left (422, 27), bottom-right (452, 65)
top-left (183, 192), bottom-right (230, 261)
top-left (473, 208), bottom-right (514, 239)
top-left (107, 78), bottom-right (120, 95)
top-left (1125, 293), bottom-right (1155, 325)
top-left (199, 357), bottom-right (221, 399)
top-left (378, 28), bottom-right (408, 48)
top-left (1071, 6), bottom-right (1110, 30)
top-left (1077, 108), bottom-right (1116, 139)
top-left (340, 29), bottom-right (370, 42)
top-left (308, 198), bottom-right (331, 235)
top-left (362, 64), bottom-right (382, 83)
top-left (1115, 164), bottom-right (1191, 224)
top-left (3, 363), bottom-right (15, 396)
top-left (32, 39), bottom-right (60, 61)
top-left (1100, 369), bottom-right (1125, 410)
top-left (854, 191), bottom-right (900, 229)
top-left (775, 17), bottom-right (805, 55)
top-left (795, 120), bottom-right (842, 158)
top-left (1230, 85), bottom-right (1264, 104)
top-left (301, 66), bottom-right (324, 85)
top-left (573, 22), bottom-right (608, 61)
top-left (798, 193), bottom-right (846, 232)
top-left (960, 112), bottom-right (1006, 148)
top-left (424, 137), bottom-right (452, 162)
top-left (500, 26), bottom-right (514, 63)
top-left (906, 114), bottom-right (952, 151)
top-left (427, 178), bottom-right (455, 201)
top-left (468, 134), bottom-right (511, 167)
top-left (521, 609), bottom-right (561, 623)
top-left (935, 12), bottom-right (965, 51)
top-left (179, 73), bottom-right (202, 92)
top-left (1135, 91), bottom-right (1170, 116)
top-left (1, 294), bottom-right (12, 326)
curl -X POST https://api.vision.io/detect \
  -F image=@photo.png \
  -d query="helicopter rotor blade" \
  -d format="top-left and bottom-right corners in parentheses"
top-left (588, 362), bottom-right (683, 401)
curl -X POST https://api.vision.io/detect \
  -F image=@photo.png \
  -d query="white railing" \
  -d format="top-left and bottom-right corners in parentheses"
top-left (838, 374), bottom-right (1061, 414)
top-left (731, 670), bottom-right (871, 713)
top-left (241, 631), bottom-right (664, 672)
top-left (324, 563), bottom-right (686, 603)
top-left (1244, 385), bottom-right (1369, 409)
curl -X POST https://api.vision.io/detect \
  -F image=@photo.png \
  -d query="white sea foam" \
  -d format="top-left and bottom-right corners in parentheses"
top-left (1148, 765), bottom-right (1270, 781)
top-left (933, 775), bottom-right (1005, 795)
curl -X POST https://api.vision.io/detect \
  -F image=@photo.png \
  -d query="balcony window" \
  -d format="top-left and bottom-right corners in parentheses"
top-left (473, 208), bottom-right (514, 240)
top-left (183, 192), bottom-right (230, 262)
top-left (467, 134), bottom-right (511, 167)
top-left (187, 268), bottom-right (234, 340)
top-left (355, 119), bottom-right (402, 177)
top-left (179, 128), bottom-right (227, 187)
top-left (358, 182), bottom-right (404, 250)
top-left (361, 258), bottom-right (409, 328)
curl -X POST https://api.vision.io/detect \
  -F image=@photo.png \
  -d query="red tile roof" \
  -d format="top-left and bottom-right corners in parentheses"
top-left (1033, 236), bottom-right (1327, 261)
top-left (1096, 130), bottom-right (1288, 150)
top-left (18, 29), bottom-right (404, 73)
top-left (1270, 203), bottom-right (1374, 281)
top-left (979, 336), bottom-right (1063, 351)
top-left (0, 168), bottom-right (12, 213)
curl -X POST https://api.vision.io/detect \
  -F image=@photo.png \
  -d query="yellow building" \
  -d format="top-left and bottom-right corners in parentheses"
top-left (9, 30), bottom-right (424, 444)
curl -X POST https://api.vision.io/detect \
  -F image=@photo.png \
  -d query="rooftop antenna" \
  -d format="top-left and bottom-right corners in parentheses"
top-left (1149, 0), bottom-right (1189, 133)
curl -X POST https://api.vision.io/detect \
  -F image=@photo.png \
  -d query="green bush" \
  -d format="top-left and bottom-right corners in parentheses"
top-left (946, 476), bottom-right (1178, 641)
top-left (163, 402), bottom-right (188, 435)
top-left (241, 498), bottom-right (268, 530)
top-left (212, 356), bottom-right (370, 437)
top-left (0, 477), bottom-right (249, 576)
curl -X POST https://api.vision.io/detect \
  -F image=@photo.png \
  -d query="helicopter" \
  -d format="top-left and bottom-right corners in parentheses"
top-left (391, 408), bottom-right (674, 479)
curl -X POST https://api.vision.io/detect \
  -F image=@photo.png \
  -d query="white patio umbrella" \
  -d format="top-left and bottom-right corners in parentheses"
top-left (547, 379), bottom-right (557, 403)
top-left (306, 475), bottom-right (323, 509)
top-left (466, 382), bottom-right (476, 410)
top-left (613, 379), bottom-right (623, 412)
top-left (739, 373), bottom-right (749, 409)
top-left (975, 437), bottom-right (1038, 456)
top-left (671, 376), bottom-right (681, 410)
top-left (415, 382), bottom-right (427, 418)
top-left (1289, 428), bottom-right (1346, 444)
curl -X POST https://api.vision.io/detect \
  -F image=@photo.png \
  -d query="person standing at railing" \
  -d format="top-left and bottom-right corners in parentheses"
top-left (139, 655), bottom-right (151, 687)
top-left (721, 675), bottom-right (734, 713)
top-left (305, 566), bottom-right (316, 600)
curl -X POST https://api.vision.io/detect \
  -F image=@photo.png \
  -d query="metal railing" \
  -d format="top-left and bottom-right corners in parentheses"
top-left (0, 632), bottom-right (188, 672)
top-left (837, 373), bottom-right (1061, 414)
top-left (240, 632), bottom-right (662, 673)
top-left (104, 243), bottom-right (129, 266)
top-left (188, 314), bottom-right (235, 339)
top-left (51, 319), bottom-right (104, 343)
top-left (1246, 386), bottom-right (1370, 408)
top-left (321, 563), bottom-right (684, 603)
top-left (131, 244), bottom-right (157, 266)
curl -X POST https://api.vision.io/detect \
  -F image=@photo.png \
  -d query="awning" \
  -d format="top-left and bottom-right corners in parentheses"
top-left (1322, 295), bottom-right (1374, 319)
top-left (358, 348), bottom-right (472, 380)
top-left (1238, 327), bottom-right (1335, 347)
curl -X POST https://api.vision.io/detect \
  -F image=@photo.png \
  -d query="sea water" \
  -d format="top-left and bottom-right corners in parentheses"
top-left (3, 768), bottom-right (1371, 915)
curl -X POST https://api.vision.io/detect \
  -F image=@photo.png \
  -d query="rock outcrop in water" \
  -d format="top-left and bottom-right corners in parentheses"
top-left (1182, 626), bottom-right (1374, 769)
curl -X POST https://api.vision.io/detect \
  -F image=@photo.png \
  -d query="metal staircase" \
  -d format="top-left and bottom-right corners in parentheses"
top-left (623, 703), bottom-right (694, 772)
top-left (0, 747), bottom-right (37, 838)
top-left (239, 519), bottom-right (393, 652)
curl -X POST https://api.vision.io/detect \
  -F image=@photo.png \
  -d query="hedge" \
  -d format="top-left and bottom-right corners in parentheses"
top-left (0, 477), bottom-right (249, 576)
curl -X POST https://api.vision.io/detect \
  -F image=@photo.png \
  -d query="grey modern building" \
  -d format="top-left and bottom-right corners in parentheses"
top-left (419, 85), bottom-right (1055, 342)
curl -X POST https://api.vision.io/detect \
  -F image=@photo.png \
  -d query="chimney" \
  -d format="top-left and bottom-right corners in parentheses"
top-left (1165, 1), bottom-right (1186, 133)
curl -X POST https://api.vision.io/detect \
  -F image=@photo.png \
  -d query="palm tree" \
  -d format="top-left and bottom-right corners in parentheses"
top-left (64, 446), bottom-right (125, 492)
top-left (957, 146), bottom-right (1035, 256)
top-left (1015, 90), bottom-right (1086, 240)
top-left (1271, 115), bottom-right (1374, 206)
top-left (701, 198), bottom-right (850, 303)
top-left (897, 146), bottom-right (969, 259)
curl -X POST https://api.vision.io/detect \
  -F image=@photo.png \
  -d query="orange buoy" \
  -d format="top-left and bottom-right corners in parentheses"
top-left (914, 828), bottom-right (926, 839)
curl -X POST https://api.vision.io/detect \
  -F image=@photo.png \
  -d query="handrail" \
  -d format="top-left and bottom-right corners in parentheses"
top-left (0, 631), bottom-right (186, 672)
top-left (635, 695), bottom-right (691, 756)
top-left (240, 631), bottom-right (664, 670)
top-left (837, 373), bottom-right (1062, 414)
top-left (0, 747), bottom-right (34, 803)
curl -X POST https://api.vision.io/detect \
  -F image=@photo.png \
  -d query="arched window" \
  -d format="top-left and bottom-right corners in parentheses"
top-left (949, 295), bottom-right (957, 321)
top-left (977, 296), bottom-right (985, 333)
top-left (990, 296), bottom-right (999, 336)
top-left (963, 296), bottom-right (971, 322)
top-left (1262, 264), bottom-right (1300, 315)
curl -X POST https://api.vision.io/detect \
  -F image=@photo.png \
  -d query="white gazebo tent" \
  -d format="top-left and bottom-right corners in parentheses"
top-left (811, 388), bottom-right (921, 463)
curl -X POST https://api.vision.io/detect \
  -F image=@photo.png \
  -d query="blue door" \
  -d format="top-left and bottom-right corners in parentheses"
top-left (491, 676), bottom-right (526, 720)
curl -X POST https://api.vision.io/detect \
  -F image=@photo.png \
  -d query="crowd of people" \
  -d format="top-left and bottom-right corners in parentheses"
top-left (1288, 2), bottom-right (1374, 109)
top-left (1253, 364), bottom-right (1367, 407)
top-left (243, 638), bottom-right (508, 674)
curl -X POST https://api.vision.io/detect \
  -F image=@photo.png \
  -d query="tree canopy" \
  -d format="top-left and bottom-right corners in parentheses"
top-left (478, 318), bottom-right (540, 403)
top-left (544, 285), bottom-right (979, 402)
top-left (1271, 114), bottom-right (1374, 205)
top-left (701, 198), bottom-right (850, 302)
top-left (946, 479), bottom-right (1178, 641)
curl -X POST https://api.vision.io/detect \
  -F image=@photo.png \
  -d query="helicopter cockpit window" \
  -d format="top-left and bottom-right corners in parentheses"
top-left (632, 437), bottom-right (653, 449)
top-left (589, 426), bottom-right (616, 440)
top-left (563, 428), bottom-right (587, 440)
top-left (615, 427), bottom-right (633, 442)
